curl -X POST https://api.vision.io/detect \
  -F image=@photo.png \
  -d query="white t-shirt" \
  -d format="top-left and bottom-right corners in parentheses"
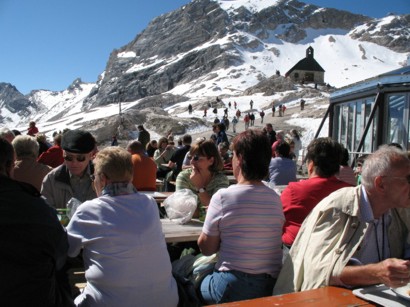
top-left (67, 193), bottom-right (178, 307)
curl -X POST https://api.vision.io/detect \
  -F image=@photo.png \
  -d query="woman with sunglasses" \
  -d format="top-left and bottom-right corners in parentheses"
top-left (197, 129), bottom-right (284, 304)
top-left (175, 139), bottom-right (229, 216)
top-left (66, 147), bottom-right (178, 306)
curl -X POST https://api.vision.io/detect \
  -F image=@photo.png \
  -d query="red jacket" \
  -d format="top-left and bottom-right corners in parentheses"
top-left (281, 176), bottom-right (352, 246)
top-left (37, 145), bottom-right (64, 168)
top-left (27, 127), bottom-right (39, 136)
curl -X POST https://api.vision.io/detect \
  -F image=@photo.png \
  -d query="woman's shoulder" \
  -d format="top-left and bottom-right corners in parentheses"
top-left (179, 168), bottom-right (193, 177)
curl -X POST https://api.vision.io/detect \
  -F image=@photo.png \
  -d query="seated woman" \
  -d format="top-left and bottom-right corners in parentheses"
top-left (198, 129), bottom-right (284, 304)
top-left (268, 141), bottom-right (297, 185)
top-left (146, 139), bottom-right (158, 158)
top-left (175, 139), bottom-right (229, 215)
top-left (66, 147), bottom-right (178, 307)
top-left (218, 142), bottom-right (231, 167)
top-left (153, 137), bottom-right (175, 179)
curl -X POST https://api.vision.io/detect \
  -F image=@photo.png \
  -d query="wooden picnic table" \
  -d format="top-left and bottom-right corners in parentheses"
top-left (208, 286), bottom-right (376, 306)
top-left (139, 191), bottom-right (173, 204)
top-left (161, 218), bottom-right (203, 243)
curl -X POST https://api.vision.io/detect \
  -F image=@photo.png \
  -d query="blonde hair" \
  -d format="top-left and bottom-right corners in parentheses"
top-left (94, 147), bottom-right (133, 182)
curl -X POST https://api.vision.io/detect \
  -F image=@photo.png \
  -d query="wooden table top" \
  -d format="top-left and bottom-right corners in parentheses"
top-left (208, 286), bottom-right (375, 306)
top-left (139, 191), bottom-right (173, 203)
top-left (161, 218), bottom-right (203, 243)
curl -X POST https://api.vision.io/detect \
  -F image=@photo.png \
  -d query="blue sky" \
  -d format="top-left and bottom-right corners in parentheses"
top-left (0, 0), bottom-right (408, 94)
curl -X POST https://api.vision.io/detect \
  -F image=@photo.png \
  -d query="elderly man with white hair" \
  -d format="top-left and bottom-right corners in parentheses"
top-left (12, 134), bottom-right (52, 192)
top-left (0, 127), bottom-right (15, 143)
top-left (274, 145), bottom-right (410, 294)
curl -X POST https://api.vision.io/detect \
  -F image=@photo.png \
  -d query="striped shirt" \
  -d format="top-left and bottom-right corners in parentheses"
top-left (203, 184), bottom-right (284, 277)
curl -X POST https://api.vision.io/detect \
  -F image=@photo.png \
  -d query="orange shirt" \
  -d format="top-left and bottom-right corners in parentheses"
top-left (131, 153), bottom-right (157, 191)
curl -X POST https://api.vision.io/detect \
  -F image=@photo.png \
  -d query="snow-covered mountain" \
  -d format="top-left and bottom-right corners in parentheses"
top-left (0, 0), bottom-right (409, 141)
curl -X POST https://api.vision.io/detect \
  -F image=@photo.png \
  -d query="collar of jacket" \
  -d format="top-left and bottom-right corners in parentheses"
top-left (54, 162), bottom-right (94, 185)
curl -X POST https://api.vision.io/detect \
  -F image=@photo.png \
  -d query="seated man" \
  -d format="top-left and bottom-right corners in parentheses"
top-left (281, 137), bottom-right (352, 248)
top-left (165, 134), bottom-right (192, 190)
top-left (41, 129), bottom-right (97, 208)
top-left (127, 140), bottom-right (157, 191)
top-left (274, 145), bottom-right (410, 294)
top-left (12, 135), bottom-right (52, 192)
top-left (0, 127), bottom-right (15, 143)
top-left (268, 141), bottom-right (297, 185)
top-left (0, 138), bottom-right (71, 306)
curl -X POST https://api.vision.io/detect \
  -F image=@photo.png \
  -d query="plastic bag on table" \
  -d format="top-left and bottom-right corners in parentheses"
top-left (163, 189), bottom-right (198, 224)
top-left (66, 197), bottom-right (82, 219)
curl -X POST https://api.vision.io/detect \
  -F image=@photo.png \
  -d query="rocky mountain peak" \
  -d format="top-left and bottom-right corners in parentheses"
top-left (0, 0), bottom-right (408, 138)
top-left (84, 0), bottom-right (381, 109)
top-left (0, 83), bottom-right (32, 116)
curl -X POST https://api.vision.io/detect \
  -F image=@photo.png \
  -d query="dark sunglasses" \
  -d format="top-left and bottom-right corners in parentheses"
top-left (64, 155), bottom-right (87, 162)
top-left (188, 154), bottom-right (201, 161)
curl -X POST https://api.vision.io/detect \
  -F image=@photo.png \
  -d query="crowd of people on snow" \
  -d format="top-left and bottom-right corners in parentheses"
top-left (1, 116), bottom-right (410, 306)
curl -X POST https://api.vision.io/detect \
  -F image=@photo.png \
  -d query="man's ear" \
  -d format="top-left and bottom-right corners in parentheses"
top-left (307, 160), bottom-right (314, 176)
top-left (374, 176), bottom-right (385, 193)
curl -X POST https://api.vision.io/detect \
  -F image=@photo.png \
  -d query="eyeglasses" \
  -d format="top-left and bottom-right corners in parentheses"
top-left (63, 155), bottom-right (87, 162)
top-left (188, 154), bottom-right (204, 161)
top-left (381, 175), bottom-right (410, 184)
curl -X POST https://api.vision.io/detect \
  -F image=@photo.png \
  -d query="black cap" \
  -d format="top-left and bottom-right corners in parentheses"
top-left (61, 130), bottom-right (95, 153)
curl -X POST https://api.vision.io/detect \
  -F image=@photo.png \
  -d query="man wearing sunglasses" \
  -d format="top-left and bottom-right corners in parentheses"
top-left (41, 129), bottom-right (97, 209)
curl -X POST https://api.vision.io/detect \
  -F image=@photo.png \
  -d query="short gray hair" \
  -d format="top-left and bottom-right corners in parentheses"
top-left (361, 145), bottom-right (409, 190)
top-left (0, 127), bottom-right (15, 140)
top-left (12, 135), bottom-right (39, 159)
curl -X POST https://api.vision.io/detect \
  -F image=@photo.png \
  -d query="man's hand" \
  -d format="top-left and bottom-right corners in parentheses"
top-left (376, 258), bottom-right (410, 288)
top-left (340, 258), bottom-right (410, 288)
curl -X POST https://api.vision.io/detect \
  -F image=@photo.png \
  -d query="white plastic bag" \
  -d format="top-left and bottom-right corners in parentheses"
top-left (164, 189), bottom-right (198, 224)
top-left (66, 197), bottom-right (82, 219)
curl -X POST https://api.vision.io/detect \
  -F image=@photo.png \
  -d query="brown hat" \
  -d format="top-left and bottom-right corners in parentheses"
top-left (61, 130), bottom-right (95, 153)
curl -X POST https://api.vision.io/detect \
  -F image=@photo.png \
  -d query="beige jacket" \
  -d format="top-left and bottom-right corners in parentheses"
top-left (41, 164), bottom-right (96, 209)
top-left (13, 157), bottom-right (52, 192)
top-left (274, 186), bottom-right (410, 294)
